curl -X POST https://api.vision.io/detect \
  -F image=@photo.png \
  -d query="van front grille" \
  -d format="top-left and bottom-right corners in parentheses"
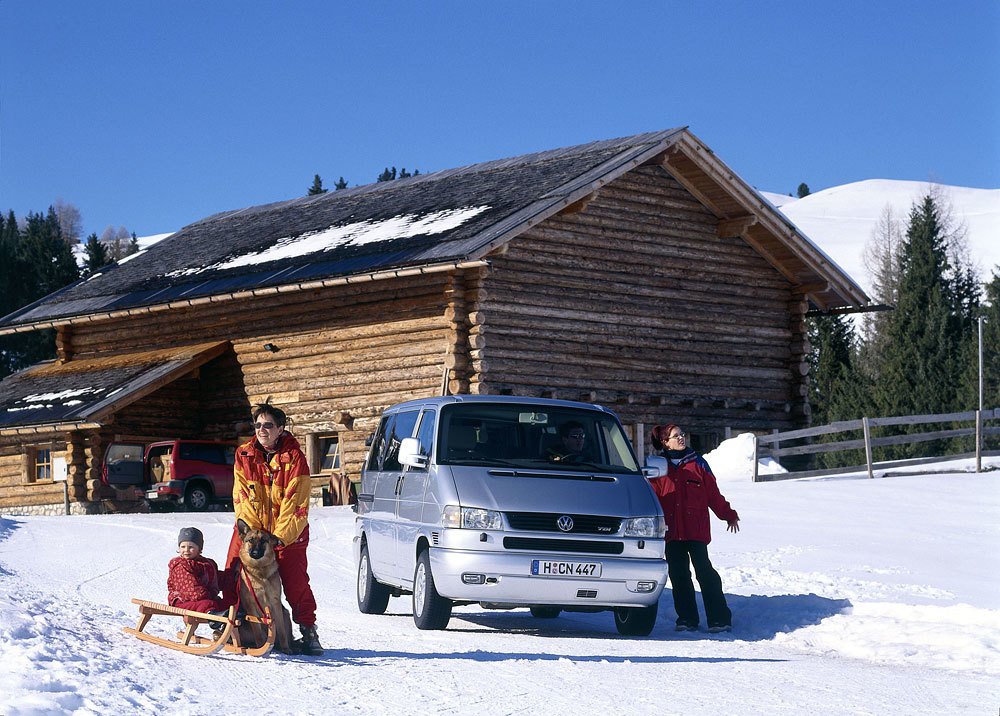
top-left (502, 537), bottom-right (624, 555)
top-left (505, 512), bottom-right (621, 534)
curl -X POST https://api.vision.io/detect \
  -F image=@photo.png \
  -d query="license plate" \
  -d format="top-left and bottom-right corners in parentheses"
top-left (530, 560), bottom-right (602, 578)
top-left (146, 490), bottom-right (158, 499)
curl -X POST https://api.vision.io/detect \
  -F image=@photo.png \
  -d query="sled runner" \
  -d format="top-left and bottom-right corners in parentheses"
top-left (123, 598), bottom-right (275, 657)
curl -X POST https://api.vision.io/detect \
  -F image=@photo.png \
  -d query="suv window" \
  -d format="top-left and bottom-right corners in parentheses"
top-left (382, 410), bottom-right (420, 472)
top-left (179, 443), bottom-right (234, 465)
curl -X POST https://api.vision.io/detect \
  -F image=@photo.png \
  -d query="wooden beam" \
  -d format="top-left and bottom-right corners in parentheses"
top-left (717, 216), bottom-right (757, 238)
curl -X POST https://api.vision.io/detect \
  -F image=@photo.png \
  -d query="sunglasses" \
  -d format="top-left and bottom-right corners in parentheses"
top-left (667, 432), bottom-right (686, 440)
top-left (254, 421), bottom-right (277, 430)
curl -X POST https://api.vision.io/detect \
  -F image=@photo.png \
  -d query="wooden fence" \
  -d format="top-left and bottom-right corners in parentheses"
top-left (753, 408), bottom-right (1000, 482)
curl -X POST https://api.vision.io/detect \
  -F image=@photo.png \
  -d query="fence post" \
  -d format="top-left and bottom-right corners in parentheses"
top-left (976, 410), bottom-right (982, 473)
top-left (862, 416), bottom-right (874, 479)
top-left (752, 434), bottom-right (759, 483)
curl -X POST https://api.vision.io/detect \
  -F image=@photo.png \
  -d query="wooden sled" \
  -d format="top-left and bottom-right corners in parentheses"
top-left (124, 598), bottom-right (275, 657)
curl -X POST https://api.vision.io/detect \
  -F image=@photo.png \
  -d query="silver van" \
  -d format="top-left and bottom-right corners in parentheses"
top-left (353, 396), bottom-right (667, 636)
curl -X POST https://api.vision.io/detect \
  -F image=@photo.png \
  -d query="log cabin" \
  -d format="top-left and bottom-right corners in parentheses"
top-left (0, 128), bottom-right (869, 514)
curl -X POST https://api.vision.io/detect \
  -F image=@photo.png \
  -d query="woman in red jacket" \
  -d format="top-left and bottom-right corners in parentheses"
top-left (649, 423), bottom-right (740, 633)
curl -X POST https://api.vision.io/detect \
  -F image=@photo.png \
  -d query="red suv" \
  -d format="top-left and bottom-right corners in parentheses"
top-left (103, 440), bottom-right (236, 511)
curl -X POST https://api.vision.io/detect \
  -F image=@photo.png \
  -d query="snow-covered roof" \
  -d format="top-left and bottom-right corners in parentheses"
top-left (0, 128), bottom-right (869, 334)
top-left (0, 342), bottom-right (229, 432)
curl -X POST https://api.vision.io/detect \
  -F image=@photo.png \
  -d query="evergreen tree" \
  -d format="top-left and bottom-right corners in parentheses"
top-left (807, 313), bottom-right (855, 426)
top-left (377, 167), bottom-right (397, 182)
top-left (0, 207), bottom-right (80, 379)
top-left (797, 183), bottom-right (811, 198)
top-left (334, 177), bottom-right (348, 190)
top-left (874, 195), bottom-right (962, 457)
top-left (83, 232), bottom-right (111, 275)
top-left (126, 231), bottom-right (140, 256)
top-left (308, 174), bottom-right (327, 195)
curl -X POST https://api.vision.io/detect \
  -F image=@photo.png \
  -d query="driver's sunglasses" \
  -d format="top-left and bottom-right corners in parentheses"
top-left (566, 432), bottom-right (586, 440)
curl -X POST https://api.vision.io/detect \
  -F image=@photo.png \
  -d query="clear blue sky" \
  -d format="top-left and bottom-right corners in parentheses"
top-left (1, 1), bottom-right (998, 240)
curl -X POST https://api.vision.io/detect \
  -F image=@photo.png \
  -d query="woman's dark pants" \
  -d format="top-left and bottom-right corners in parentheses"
top-left (666, 540), bottom-right (732, 628)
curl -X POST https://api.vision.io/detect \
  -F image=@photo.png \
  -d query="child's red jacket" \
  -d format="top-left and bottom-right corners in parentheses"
top-left (167, 555), bottom-right (221, 606)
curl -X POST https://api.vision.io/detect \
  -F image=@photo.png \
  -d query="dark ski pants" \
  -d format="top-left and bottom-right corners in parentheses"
top-left (666, 540), bottom-right (732, 628)
top-left (225, 524), bottom-right (318, 627)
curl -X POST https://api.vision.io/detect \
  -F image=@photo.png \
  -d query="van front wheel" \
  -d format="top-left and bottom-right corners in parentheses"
top-left (357, 543), bottom-right (391, 614)
top-left (412, 550), bottom-right (452, 630)
top-left (613, 602), bottom-right (658, 636)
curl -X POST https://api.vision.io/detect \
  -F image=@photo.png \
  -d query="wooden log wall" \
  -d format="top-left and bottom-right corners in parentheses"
top-left (0, 432), bottom-right (69, 509)
top-left (474, 165), bottom-right (807, 442)
top-left (61, 273), bottom-right (456, 482)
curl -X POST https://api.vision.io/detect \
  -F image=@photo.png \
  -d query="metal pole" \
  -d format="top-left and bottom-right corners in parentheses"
top-left (862, 417), bottom-right (874, 479)
top-left (979, 316), bottom-right (984, 412)
top-left (976, 410), bottom-right (982, 473)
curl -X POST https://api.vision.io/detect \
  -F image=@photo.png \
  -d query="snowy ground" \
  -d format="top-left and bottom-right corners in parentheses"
top-left (1, 452), bottom-right (998, 715)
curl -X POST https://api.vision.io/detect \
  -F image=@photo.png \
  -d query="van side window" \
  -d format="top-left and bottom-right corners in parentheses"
top-left (411, 410), bottom-right (436, 471)
top-left (382, 410), bottom-right (420, 472)
top-left (367, 416), bottom-right (392, 471)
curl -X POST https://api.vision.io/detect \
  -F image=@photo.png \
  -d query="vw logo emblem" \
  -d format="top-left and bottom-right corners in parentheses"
top-left (556, 515), bottom-right (574, 532)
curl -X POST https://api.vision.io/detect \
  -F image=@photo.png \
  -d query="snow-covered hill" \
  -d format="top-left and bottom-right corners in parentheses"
top-left (1, 446), bottom-right (997, 715)
top-left (761, 180), bottom-right (1000, 295)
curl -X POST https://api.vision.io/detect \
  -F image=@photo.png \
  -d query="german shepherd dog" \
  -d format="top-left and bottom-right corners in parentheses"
top-left (236, 519), bottom-right (294, 654)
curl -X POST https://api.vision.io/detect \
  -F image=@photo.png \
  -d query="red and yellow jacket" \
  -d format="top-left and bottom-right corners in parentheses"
top-left (232, 432), bottom-right (311, 547)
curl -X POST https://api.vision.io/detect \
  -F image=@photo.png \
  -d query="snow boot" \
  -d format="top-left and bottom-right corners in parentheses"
top-left (297, 624), bottom-right (324, 656)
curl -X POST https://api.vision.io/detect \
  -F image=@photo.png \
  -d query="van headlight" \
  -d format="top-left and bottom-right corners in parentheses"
top-left (442, 505), bottom-right (503, 530)
top-left (623, 516), bottom-right (665, 538)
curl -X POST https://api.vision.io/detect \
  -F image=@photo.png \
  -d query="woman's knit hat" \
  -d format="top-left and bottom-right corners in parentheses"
top-left (177, 526), bottom-right (204, 549)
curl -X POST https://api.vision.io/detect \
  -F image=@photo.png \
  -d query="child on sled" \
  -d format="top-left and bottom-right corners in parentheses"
top-left (167, 527), bottom-right (237, 616)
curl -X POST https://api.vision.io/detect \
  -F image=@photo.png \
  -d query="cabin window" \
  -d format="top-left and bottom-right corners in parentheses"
top-left (30, 446), bottom-right (53, 482)
top-left (317, 435), bottom-right (341, 473)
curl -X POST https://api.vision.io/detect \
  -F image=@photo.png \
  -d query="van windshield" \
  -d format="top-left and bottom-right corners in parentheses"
top-left (437, 403), bottom-right (640, 474)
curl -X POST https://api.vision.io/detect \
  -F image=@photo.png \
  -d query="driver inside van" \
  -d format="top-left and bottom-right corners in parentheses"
top-left (547, 421), bottom-right (588, 463)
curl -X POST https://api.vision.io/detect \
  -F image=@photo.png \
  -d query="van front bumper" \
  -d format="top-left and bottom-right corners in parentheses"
top-left (429, 547), bottom-right (667, 608)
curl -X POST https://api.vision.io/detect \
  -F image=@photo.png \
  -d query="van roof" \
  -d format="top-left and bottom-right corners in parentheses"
top-left (381, 395), bottom-right (616, 415)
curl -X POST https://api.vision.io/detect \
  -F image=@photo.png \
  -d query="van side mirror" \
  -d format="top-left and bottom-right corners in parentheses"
top-left (398, 437), bottom-right (428, 469)
top-left (642, 455), bottom-right (668, 478)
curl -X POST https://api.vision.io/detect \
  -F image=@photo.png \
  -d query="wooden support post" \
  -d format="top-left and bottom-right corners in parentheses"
top-left (862, 417), bottom-right (874, 479)
top-left (635, 422), bottom-right (645, 460)
top-left (63, 481), bottom-right (70, 516)
top-left (724, 426), bottom-right (732, 440)
top-left (752, 434), bottom-right (759, 483)
top-left (976, 409), bottom-right (982, 473)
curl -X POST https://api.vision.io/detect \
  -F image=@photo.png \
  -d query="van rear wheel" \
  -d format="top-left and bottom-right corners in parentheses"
top-left (529, 607), bottom-right (561, 619)
top-left (357, 543), bottom-right (391, 614)
top-left (613, 602), bottom-right (658, 636)
top-left (412, 550), bottom-right (452, 630)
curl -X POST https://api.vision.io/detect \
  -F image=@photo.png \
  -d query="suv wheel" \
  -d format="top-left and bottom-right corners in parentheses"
top-left (184, 483), bottom-right (211, 511)
top-left (412, 550), bottom-right (451, 630)
top-left (357, 543), bottom-right (391, 614)
top-left (613, 602), bottom-right (658, 636)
